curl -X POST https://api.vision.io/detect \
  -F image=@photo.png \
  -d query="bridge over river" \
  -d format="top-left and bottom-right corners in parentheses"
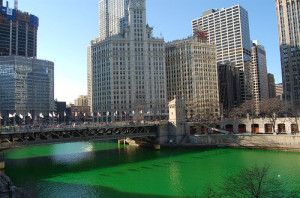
top-left (0, 123), bottom-right (158, 149)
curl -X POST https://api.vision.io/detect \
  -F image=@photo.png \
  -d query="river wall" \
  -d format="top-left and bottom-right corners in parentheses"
top-left (188, 134), bottom-right (300, 151)
top-left (0, 172), bottom-right (31, 198)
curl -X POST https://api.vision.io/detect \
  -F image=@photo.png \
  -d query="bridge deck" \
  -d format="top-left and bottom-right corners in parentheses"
top-left (0, 124), bottom-right (158, 149)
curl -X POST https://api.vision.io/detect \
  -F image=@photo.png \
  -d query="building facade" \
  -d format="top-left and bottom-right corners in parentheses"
top-left (67, 104), bottom-right (90, 122)
top-left (90, 0), bottom-right (167, 122)
top-left (275, 0), bottom-right (300, 108)
top-left (99, 0), bottom-right (129, 41)
top-left (74, 95), bottom-right (89, 106)
top-left (165, 30), bottom-right (220, 119)
top-left (268, 73), bottom-right (276, 98)
top-left (217, 62), bottom-right (241, 116)
top-left (0, 56), bottom-right (54, 121)
top-left (55, 101), bottom-right (66, 123)
top-left (276, 83), bottom-right (283, 100)
top-left (0, 1), bottom-right (39, 57)
top-left (251, 40), bottom-right (269, 103)
top-left (192, 5), bottom-right (252, 101)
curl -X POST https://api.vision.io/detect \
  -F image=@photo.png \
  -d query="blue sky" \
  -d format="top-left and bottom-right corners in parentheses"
top-left (9, 0), bottom-right (280, 103)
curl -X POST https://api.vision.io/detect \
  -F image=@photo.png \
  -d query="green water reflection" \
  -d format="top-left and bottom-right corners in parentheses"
top-left (4, 142), bottom-right (300, 198)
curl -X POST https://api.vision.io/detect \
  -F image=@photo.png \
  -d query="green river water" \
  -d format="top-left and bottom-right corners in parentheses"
top-left (3, 141), bottom-right (300, 198)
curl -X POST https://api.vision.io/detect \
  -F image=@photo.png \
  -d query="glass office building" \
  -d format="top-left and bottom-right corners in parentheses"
top-left (0, 56), bottom-right (54, 120)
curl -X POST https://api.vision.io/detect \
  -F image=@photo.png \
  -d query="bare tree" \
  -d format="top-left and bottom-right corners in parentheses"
top-left (220, 165), bottom-right (285, 198)
top-left (260, 98), bottom-right (284, 132)
top-left (216, 164), bottom-right (299, 198)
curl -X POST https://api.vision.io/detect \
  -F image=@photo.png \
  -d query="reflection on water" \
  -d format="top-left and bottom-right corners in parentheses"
top-left (3, 142), bottom-right (300, 198)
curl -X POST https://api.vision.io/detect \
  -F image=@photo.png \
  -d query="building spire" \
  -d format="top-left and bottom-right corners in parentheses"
top-left (14, 0), bottom-right (18, 10)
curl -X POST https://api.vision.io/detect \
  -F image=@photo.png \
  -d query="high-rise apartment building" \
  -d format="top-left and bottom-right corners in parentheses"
top-left (165, 30), bottom-right (220, 119)
top-left (251, 40), bottom-right (269, 102)
top-left (0, 1), bottom-right (39, 57)
top-left (99, 0), bottom-right (129, 40)
top-left (89, 0), bottom-right (167, 122)
top-left (192, 5), bottom-right (252, 101)
top-left (275, 0), bottom-right (300, 108)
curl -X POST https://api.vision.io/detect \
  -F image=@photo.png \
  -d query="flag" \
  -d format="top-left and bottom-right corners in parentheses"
top-left (19, 114), bottom-right (23, 119)
top-left (98, 112), bottom-right (101, 117)
top-left (147, 111), bottom-right (150, 115)
top-left (124, 111), bottom-right (127, 115)
top-left (64, 111), bottom-right (66, 116)
top-left (9, 114), bottom-right (13, 118)
top-left (12, 113), bottom-right (16, 117)
top-left (49, 113), bottom-right (53, 118)
top-left (140, 110), bottom-right (143, 114)
top-left (75, 112), bottom-right (78, 117)
top-left (57, 114), bottom-right (60, 118)
top-left (84, 113), bottom-right (86, 117)
top-left (91, 113), bottom-right (93, 117)
top-left (0, 116), bottom-right (3, 120)
top-left (116, 111), bottom-right (118, 115)
top-left (132, 111), bottom-right (135, 115)
top-left (39, 113), bottom-right (44, 118)
top-left (106, 111), bottom-right (109, 116)
top-left (114, 113), bottom-right (116, 117)
top-left (28, 113), bottom-right (32, 120)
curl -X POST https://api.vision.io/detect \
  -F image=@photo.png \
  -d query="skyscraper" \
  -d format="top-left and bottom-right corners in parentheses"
top-left (251, 40), bottom-right (269, 102)
top-left (0, 1), bottom-right (54, 123)
top-left (98, 0), bottom-right (129, 40)
top-left (89, 0), bottom-right (167, 122)
top-left (192, 5), bottom-right (252, 101)
top-left (0, 1), bottom-right (39, 57)
top-left (275, 0), bottom-right (300, 108)
top-left (165, 29), bottom-right (220, 119)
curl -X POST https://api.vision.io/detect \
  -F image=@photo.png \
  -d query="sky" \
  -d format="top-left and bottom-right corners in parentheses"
top-left (7, 0), bottom-right (281, 104)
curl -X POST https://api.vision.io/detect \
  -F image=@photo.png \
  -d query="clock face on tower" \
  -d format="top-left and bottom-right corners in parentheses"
top-left (133, 0), bottom-right (142, 8)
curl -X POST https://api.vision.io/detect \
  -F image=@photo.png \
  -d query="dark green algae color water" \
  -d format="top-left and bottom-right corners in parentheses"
top-left (3, 142), bottom-right (300, 198)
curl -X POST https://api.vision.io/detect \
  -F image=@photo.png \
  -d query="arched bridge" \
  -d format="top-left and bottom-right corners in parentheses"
top-left (0, 123), bottom-right (158, 149)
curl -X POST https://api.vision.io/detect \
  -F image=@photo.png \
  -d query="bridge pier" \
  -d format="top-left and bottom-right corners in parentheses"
top-left (118, 139), bottom-right (126, 145)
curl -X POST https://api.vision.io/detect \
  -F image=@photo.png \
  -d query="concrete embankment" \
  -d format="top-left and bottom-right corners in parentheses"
top-left (0, 172), bottom-right (30, 198)
top-left (186, 134), bottom-right (300, 151)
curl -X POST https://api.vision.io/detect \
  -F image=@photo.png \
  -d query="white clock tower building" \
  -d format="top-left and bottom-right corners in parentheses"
top-left (88, 0), bottom-right (167, 122)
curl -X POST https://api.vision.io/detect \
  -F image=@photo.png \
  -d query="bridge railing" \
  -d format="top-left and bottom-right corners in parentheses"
top-left (0, 121), bottom-right (159, 133)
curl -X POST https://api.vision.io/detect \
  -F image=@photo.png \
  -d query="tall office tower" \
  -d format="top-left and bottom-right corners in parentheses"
top-left (90, 0), bottom-right (167, 122)
top-left (275, 0), bottom-right (300, 108)
top-left (192, 5), bottom-right (252, 101)
top-left (268, 73), bottom-right (276, 98)
top-left (99, 0), bottom-right (129, 40)
top-left (0, 56), bottom-right (54, 120)
top-left (0, 1), bottom-right (39, 57)
top-left (217, 62), bottom-right (241, 116)
top-left (251, 40), bottom-right (269, 104)
top-left (165, 30), bottom-right (220, 119)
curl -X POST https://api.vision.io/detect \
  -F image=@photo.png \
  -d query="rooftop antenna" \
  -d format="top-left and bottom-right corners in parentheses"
top-left (14, 0), bottom-right (18, 10)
